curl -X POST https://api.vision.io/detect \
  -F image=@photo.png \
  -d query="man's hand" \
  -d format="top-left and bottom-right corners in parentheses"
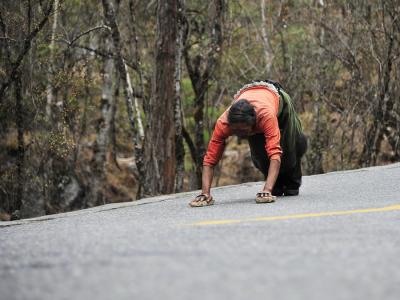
top-left (255, 191), bottom-right (276, 203)
top-left (189, 165), bottom-right (215, 207)
top-left (189, 193), bottom-right (214, 207)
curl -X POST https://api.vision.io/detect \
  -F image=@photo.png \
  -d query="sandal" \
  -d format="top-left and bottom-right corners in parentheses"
top-left (189, 194), bottom-right (215, 207)
top-left (255, 191), bottom-right (276, 203)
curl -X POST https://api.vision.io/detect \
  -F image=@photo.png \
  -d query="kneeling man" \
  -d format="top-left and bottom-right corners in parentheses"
top-left (189, 81), bottom-right (307, 207)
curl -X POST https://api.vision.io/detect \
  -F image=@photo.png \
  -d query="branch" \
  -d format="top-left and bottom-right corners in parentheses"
top-left (102, 0), bottom-right (144, 180)
top-left (67, 25), bottom-right (110, 46)
top-left (0, 11), bottom-right (6, 35)
top-left (0, 37), bottom-right (18, 42)
top-left (318, 21), bottom-right (358, 70)
top-left (55, 40), bottom-right (141, 73)
top-left (0, 0), bottom-right (55, 102)
top-left (0, 11), bottom-right (12, 62)
top-left (319, 43), bottom-right (353, 70)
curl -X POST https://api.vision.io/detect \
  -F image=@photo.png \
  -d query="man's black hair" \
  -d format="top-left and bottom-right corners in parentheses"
top-left (227, 99), bottom-right (256, 126)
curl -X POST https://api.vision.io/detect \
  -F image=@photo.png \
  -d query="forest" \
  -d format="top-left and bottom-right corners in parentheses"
top-left (0, 0), bottom-right (399, 220)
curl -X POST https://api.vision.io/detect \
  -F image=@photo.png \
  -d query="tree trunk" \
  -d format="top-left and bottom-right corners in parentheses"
top-left (260, 0), bottom-right (273, 73)
top-left (306, 100), bottom-right (325, 174)
top-left (183, 0), bottom-right (225, 189)
top-left (174, 0), bottom-right (185, 192)
top-left (45, 0), bottom-right (60, 120)
top-left (110, 74), bottom-right (120, 169)
top-left (87, 36), bottom-right (115, 207)
top-left (360, 12), bottom-right (396, 167)
top-left (102, 0), bottom-right (144, 183)
top-left (14, 73), bottom-right (24, 213)
top-left (128, 0), bottom-right (147, 115)
top-left (140, 0), bottom-right (178, 197)
top-left (0, 0), bottom-right (55, 102)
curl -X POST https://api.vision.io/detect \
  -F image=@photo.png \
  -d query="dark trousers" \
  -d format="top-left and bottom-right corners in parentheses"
top-left (248, 133), bottom-right (307, 191)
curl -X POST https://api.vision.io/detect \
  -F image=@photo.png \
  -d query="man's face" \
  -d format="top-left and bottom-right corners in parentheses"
top-left (229, 123), bottom-right (254, 138)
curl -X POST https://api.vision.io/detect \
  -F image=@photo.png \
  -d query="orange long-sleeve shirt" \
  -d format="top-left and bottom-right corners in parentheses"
top-left (203, 86), bottom-right (282, 166)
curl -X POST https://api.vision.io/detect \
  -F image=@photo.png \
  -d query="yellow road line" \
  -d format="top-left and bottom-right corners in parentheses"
top-left (190, 204), bottom-right (400, 226)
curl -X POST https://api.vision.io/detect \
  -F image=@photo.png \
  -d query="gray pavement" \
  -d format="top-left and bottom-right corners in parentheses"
top-left (1, 163), bottom-right (400, 300)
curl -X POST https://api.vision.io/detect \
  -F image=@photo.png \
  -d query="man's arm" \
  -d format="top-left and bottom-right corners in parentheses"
top-left (201, 165), bottom-right (214, 196)
top-left (201, 119), bottom-right (228, 198)
top-left (263, 159), bottom-right (281, 193)
top-left (258, 114), bottom-right (282, 194)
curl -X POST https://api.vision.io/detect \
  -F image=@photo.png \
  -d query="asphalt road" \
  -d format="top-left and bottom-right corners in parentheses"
top-left (1, 163), bottom-right (400, 300)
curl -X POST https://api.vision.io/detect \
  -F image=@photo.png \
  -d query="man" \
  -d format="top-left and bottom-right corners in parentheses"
top-left (189, 80), bottom-right (307, 207)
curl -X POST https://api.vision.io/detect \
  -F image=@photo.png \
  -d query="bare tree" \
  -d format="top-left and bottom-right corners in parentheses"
top-left (102, 0), bottom-right (144, 181)
top-left (0, 0), bottom-right (55, 102)
top-left (174, 0), bottom-right (185, 192)
top-left (260, 0), bottom-right (274, 73)
top-left (14, 72), bottom-right (24, 213)
top-left (360, 0), bottom-right (399, 166)
top-left (182, 0), bottom-right (225, 188)
top-left (141, 0), bottom-right (178, 197)
top-left (45, 0), bottom-right (60, 120)
top-left (87, 34), bottom-right (115, 207)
